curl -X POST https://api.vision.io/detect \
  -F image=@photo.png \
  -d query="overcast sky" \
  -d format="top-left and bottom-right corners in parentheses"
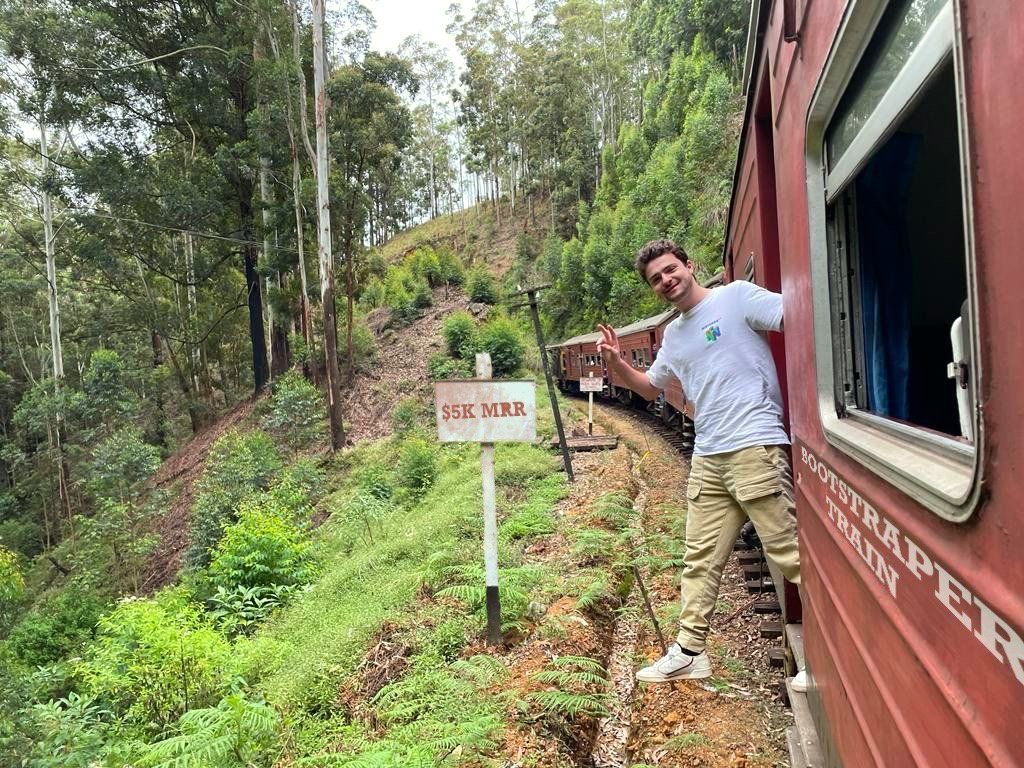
top-left (366, 0), bottom-right (464, 67)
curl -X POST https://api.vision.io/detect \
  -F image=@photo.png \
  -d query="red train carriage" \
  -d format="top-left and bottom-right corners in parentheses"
top-left (724, 0), bottom-right (1024, 765)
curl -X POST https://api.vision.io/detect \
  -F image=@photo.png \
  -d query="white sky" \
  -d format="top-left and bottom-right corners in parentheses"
top-left (366, 0), bottom-right (465, 68)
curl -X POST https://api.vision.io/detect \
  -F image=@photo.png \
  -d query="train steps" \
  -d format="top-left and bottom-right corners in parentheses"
top-left (785, 623), bottom-right (825, 768)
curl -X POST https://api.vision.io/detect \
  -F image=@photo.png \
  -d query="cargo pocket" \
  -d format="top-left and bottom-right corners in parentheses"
top-left (735, 447), bottom-right (781, 501)
top-left (686, 456), bottom-right (703, 500)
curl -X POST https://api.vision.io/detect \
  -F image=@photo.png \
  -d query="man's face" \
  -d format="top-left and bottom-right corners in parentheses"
top-left (644, 253), bottom-right (694, 304)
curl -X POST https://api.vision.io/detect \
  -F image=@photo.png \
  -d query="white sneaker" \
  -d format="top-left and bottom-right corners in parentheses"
top-left (636, 643), bottom-right (712, 682)
top-left (791, 670), bottom-right (809, 693)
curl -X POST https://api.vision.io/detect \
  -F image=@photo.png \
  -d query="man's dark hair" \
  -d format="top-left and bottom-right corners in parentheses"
top-left (635, 239), bottom-right (689, 280)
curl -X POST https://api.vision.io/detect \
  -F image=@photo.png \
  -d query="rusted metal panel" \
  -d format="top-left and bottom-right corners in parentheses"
top-left (435, 380), bottom-right (536, 443)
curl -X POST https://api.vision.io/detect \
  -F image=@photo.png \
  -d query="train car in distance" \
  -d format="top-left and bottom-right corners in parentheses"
top-left (724, 0), bottom-right (1024, 765)
top-left (550, 308), bottom-right (697, 442)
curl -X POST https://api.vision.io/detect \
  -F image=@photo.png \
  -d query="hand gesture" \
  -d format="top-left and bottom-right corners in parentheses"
top-left (596, 323), bottom-right (620, 359)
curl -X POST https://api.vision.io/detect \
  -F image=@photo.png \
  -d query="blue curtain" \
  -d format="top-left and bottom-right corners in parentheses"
top-left (854, 132), bottom-right (920, 419)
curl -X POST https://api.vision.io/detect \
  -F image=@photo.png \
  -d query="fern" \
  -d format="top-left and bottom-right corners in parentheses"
top-left (527, 655), bottom-right (613, 720)
top-left (138, 693), bottom-right (279, 767)
top-left (574, 569), bottom-right (612, 610)
top-left (528, 689), bottom-right (613, 717)
top-left (450, 654), bottom-right (508, 685)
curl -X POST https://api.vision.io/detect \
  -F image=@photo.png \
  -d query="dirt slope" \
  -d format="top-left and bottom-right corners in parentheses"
top-left (141, 396), bottom-right (262, 592)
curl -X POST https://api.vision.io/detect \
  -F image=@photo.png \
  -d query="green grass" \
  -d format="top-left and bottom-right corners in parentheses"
top-left (229, 436), bottom-right (569, 763)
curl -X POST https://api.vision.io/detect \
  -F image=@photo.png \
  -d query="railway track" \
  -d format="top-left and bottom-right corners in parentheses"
top-left (562, 390), bottom-right (695, 456)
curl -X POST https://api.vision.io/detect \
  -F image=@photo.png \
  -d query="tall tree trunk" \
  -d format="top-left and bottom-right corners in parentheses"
top-left (262, 13), bottom-right (315, 374)
top-left (39, 116), bottom-right (72, 528)
top-left (260, 156), bottom-right (290, 376)
top-left (241, 183), bottom-right (270, 392)
top-left (312, 0), bottom-right (345, 450)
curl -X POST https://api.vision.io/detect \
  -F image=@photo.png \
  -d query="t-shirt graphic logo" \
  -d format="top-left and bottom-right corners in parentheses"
top-left (703, 322), bottom-right (722, 343)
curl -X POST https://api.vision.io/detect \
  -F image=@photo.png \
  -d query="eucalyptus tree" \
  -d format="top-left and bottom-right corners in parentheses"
top-left (4, 0), bottom-right (276, 392)
top-left (326, 52), bottom-right (416, 378)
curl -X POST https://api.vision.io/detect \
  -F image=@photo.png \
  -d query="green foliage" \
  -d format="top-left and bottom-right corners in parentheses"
top-left (77, 589), bottom-right (232, 730)
top-left (186, 430), bottom-right (282, 569)
top-left (435, 563), bottom-right (542, 631)
top-left (435, 248), bottom-right (464, 286)
top-left (527, 656), bottom-right (612, 718)
top-left (395, 438), bottom-right (437, 500)
top-left (87, 427), bottom-right (160, 503)
top-left (138, 693), bottom-right (280, 768)
top-left (16, 692), bottom-right (120, 768)
top-left (441, 311), bottom-right (477, 359)
top-left (81, 349), bottom-right (137, 434)
top-left (206, 583), bottom-right (306, 636)
top-left (207, 495), bottom-right (317, 591)
top-left (263, 371), bottom-right (326, 452)
top-left (390, 397), bottom-right (422, 435)
top-left (475, 316), bottom-right (524, 377)
top-left (7, 588), bottom-right (108, 668)
top-left (465, 267), bottom-right (499, 304)
top-left (0, 545), bottom-right (24, 622)
top-left (426, 354), bottom-right (472, 381)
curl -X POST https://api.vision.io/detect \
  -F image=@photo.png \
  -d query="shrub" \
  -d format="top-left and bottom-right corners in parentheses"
top-left (412, 278), bottom-right (433, 309)
top-left (206, 583), bottom-right (305, 637)
top-left (395, 438), bottom-right (438, 500)
top-left (465, 267), bottom-right (499, 304)
top-left (208, 495), bottom-right (317, 591)
top-left (476, 317), bottom-right (525, 377)
top-left (436, 247), bottom-right (464, 287)
top-left (427, 354), bottom-right (472, 381)
top-left (7, 588), bottom-right (108, 668)
top-left (87, 427), bottom-right (160, 503)
top-left (77, 590), bottom-right (232, 729)
top-left (0, 545), bottom-right (25, 623)
top-left (186, 430), bottom-right (282, 569)
top-left (263, 371), bottom-right (325, 452)
top-left (442, 311), bottom-right (477, 359)
top-left (340, 313), bottom-right (378, 373)
top-left (391, 397), bottom-right (422, 435)
top-left (353, 462), bottom-right (394, 501)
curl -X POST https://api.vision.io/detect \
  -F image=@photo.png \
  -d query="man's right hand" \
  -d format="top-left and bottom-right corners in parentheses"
top-left (596, 323), bottom-right (620, 364)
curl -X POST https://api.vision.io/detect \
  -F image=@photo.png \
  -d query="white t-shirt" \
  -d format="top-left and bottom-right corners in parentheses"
top-left (647, 281), bottom-right (788, 456)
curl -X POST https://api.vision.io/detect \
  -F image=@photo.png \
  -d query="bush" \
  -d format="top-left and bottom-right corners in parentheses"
top-left (263, 371), bottom-right (325, 451)
top-left (476, 316), bottom-right (525, 377)
top-left (88, 428), bottom-right (161, 503)
top-left (77, 589), bottom-right (232, 729)
top-left (186, 431), bottom-right (282, 569)
top-left (340, 314), bottom-right (378, 374)
top-left (442, 311), bottom-right (477, 359)
top-left (396, 438), bottom-right (438, 500)
top-left (352, 462), bottom-right (394, 502)
top-left (391, 397), bottom-right (422, 435)
top-left (0, 546), bottom-right (25, 623)
top-left (465, 267), bottom-right (499, 304)
top-left (208, 495), bottom-right (317, 591)
top-left (427, 354), bottom-right (473, 381)
top-left (436, 248), bottom-right (465, 287)
top-left (7, 588), bottom-right (108, 667)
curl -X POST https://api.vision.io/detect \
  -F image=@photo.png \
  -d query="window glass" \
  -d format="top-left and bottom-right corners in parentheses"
top-left (827, 0), bottom-right (949, 168)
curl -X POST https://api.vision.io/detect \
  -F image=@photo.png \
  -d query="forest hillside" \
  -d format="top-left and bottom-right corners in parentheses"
top-left (0, 0), bottom-right (760, 764)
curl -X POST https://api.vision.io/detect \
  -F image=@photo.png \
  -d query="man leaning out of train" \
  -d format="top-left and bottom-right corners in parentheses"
top-left (596, 238), bottom-right (806, 691)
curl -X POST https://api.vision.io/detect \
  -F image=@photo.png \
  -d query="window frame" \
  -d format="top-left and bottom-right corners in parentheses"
top-left (803, 0), bottom-right (983, 522)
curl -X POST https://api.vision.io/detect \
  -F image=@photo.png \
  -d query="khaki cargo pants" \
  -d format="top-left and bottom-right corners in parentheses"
top-left (676, 445), bottom-right (800, 652)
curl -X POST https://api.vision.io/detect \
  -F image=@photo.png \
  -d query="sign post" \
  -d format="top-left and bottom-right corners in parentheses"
top-left (580, 372), bottom-right (602, 435)
top-left (434, 355), bottom-right (537, 646)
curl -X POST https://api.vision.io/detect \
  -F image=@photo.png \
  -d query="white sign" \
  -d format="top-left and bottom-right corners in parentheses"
top-left (435, 380), bottom-right (537, 443)
top-left (580, 374), bottom-right (603, 392)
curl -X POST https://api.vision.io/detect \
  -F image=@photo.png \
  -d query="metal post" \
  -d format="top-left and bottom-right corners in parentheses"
top-left (476, 353), bottom-right (502, 645)
top-left (523, 288), bottom-right (574, 482)
top-left (588, 373), bottom-right (594, 436)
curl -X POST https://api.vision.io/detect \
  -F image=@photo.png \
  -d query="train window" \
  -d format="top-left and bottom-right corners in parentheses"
top-left (806, 0), bottom-right (980, 520)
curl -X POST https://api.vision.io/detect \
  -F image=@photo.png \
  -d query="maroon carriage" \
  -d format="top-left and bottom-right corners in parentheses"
top-left (723, 0), bottom-right (1024, 765)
